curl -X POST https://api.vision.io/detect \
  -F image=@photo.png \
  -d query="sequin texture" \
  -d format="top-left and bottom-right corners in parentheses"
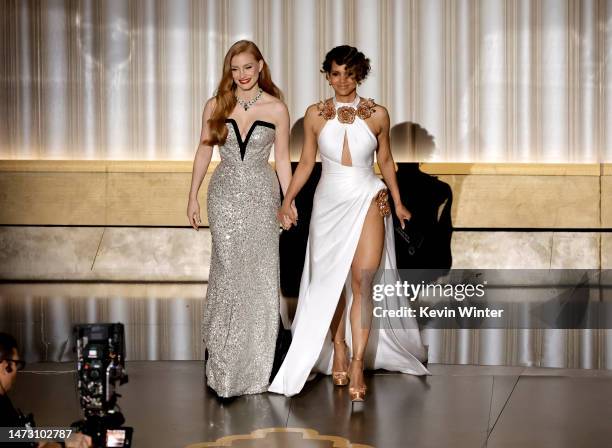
top-left (202, 120), bottom-right (280, 397)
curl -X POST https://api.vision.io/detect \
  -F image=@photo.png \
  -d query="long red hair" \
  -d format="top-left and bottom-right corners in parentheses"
top-left (204, 40), bottom-right (283, 146)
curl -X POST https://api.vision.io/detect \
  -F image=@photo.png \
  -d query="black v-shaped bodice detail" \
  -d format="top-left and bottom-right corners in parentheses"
top-left (225, 118), bottom-right (276, 161)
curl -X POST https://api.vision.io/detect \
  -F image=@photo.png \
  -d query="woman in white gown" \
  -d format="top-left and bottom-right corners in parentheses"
top-left (270, 46), bottom-right (429, 401)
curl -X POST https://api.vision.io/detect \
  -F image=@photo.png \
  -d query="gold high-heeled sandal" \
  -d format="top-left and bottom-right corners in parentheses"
top-left (332, 340), bottom-right (349, 386)
top-left (348, 357), bottom-right (367, 402)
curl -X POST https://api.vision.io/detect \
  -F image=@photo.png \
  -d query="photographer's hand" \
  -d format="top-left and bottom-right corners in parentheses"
top-left (38, 432), bottom-right (91, 448)
top-left (65, 433), bottom-right (92, 448)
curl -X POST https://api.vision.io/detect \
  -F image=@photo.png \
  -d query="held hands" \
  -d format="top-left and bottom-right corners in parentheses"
top-left (277, 200), bottom-right (298, 230)
top-left (395, 202), bottom-right (412, 229)
top-left (290, 201), bottom-right (298, 223)
top-left (187, 198), bottom-right (202, 231)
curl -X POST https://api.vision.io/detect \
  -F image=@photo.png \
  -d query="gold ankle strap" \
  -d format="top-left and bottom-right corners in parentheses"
top-left (333, 340), bottom-right (346, 344)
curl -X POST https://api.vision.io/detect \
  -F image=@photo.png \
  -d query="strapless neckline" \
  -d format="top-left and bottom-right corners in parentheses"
top-left (225, 118), bottom-right (275, 160)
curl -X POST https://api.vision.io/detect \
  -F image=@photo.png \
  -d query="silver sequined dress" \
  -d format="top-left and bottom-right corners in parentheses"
top-left (202, 118), bottom-right (280, 397)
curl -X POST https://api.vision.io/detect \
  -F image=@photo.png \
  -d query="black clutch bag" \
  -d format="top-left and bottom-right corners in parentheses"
top-left (394, 222), bottom-right (425, 256)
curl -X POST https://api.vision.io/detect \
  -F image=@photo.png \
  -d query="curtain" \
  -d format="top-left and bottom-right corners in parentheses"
top-left (1, 0), bottom-right (611, 161)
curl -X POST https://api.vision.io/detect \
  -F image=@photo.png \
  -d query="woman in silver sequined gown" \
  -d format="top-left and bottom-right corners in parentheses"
top-left (187, 41), bottom-right (294, 397)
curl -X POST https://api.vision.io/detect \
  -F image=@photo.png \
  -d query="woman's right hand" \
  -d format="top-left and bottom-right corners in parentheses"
top-left (187, 198), bottom-right (201, 230)
top-left (279, 200), bottom-right (298, 228)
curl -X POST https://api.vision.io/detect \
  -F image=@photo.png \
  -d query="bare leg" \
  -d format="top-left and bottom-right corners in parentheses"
top-left (349, 197), bottom-right (385, 396)
top-left (330, 289), bottom-right (349, 375)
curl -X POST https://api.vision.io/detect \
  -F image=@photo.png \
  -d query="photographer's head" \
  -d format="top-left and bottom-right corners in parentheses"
top-left (0, 332), bottom-right (24, 394)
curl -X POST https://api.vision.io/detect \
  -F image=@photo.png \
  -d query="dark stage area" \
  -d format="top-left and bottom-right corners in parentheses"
top-left (8, 361), bottom-right (612, 448)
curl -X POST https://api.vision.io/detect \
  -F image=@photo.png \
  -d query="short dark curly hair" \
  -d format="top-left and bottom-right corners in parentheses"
top-left (321, 45), bottom-right (371, 83)
top-left (0, 332), bottom-right (18, 362)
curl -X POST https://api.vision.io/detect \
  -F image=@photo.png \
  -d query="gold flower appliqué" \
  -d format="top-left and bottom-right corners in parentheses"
top-left (317, 97), bottom-right (377, 123)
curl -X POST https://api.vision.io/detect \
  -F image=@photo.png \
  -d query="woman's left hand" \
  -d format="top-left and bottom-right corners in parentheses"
top-left (277, 208), bottom-right (292, 230)
top-left (395, 203), bottom-right (412, 229)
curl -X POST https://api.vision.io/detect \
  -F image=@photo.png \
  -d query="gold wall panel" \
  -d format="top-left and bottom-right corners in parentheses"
top-left (0, 172), bottom-right (106, 225)
top-left (0, 162), bottom-right (607, 228)
top-left (439, 175), bottom-right (600, 229)
top-left (106, 172), bottom-right (203, 226)
top-left (602, 175), bottom-right (612, 228)
top-left (420, 163), bottom-right (601, 176)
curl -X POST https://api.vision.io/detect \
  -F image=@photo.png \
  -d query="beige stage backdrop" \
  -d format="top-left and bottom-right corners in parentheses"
top-left (1, 1), bottom-right (612, 370)
top-left (1, 0), bottom-right (612, 161)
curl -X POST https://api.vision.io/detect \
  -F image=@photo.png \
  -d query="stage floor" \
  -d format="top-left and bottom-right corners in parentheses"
top-left (9, 362), bottom-right (612, 448)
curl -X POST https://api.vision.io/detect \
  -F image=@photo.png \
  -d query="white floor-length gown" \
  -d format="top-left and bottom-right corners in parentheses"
top-left (269, 95), bottom-right (429, 397)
